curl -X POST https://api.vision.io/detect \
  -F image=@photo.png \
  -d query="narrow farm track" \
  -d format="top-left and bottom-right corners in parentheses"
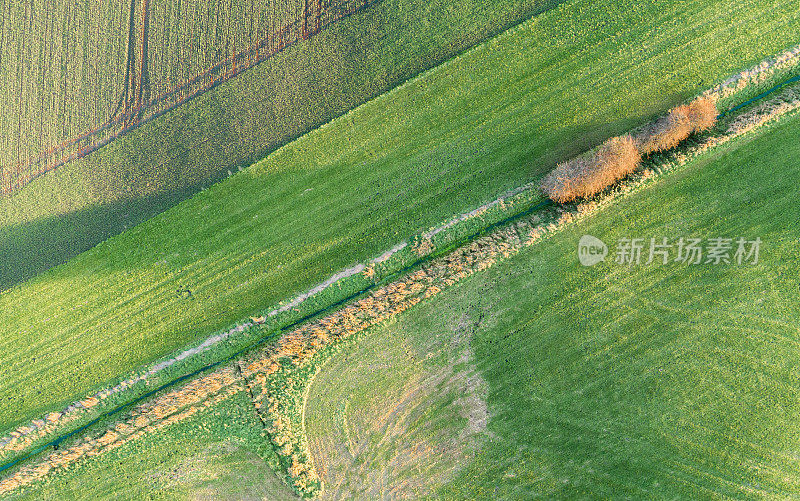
top-left (4, 79), bottom-right (800, 494)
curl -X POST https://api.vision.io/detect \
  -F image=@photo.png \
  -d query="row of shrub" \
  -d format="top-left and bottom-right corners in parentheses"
top-left (540, 97), bottom-right (718, 203)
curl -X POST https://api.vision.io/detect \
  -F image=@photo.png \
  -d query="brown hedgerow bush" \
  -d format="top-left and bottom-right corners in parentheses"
top-left (636, 96), bottom-right (717, 154)
top-left (540, 135), bottom-right (641, 203)
top-left (686, 96), bottom-right (718, 131)
top-left (540, 97), bottom-right (717, 203)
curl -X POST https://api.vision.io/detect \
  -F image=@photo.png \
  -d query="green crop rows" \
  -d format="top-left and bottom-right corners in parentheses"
top-left (2, 0), bottom-right (799, 465)
top-left (0, 0), bottom-right (553, 291)
top-left (306, 110), bottom-right (800, 498)
top-left (2, 0), bottom-right (800, 497)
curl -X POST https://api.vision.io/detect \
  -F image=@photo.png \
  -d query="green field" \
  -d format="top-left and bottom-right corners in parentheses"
top-left (304, 112), bottom-right (800, 497)
top-left (0, 0), bottom-right (552, 290)
top-left (11, 91), bottom-right (800, 500)
top-left (2, 0), bottom-right (799, 446)
top-left (9, 390), bottom-right (299, 500)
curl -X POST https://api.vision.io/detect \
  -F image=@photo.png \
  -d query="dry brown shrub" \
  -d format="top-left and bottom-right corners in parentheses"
top-left (413, 237), bottom-right (434, 257)
top-left (686, 96), bottom-right (718, 131)
top-left (362, 264), bottom-right (376, 278)
top-left (636, 96), bottom-right (717, 154)
top-left (541, 97), bottom-right (717, 203)
top-left (540, 135), bottom-right (641, 203)
top-left (637, 107), bottom-right (692, 153)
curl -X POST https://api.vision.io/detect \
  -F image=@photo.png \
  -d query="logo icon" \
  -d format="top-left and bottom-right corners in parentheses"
top-left (578, 235), bottom-right (608, 267)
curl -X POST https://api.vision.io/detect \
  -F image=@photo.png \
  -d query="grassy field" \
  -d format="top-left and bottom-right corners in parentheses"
top-left (10, 93), bottom-right (800, 501)
top-left (2, 0), bottom-right (799, 440)
top-left (0, 0), bottom-right (554, 290)
top-left (303, 112), bottom-right (800, 497)
top-left (8, 390), bottom-right (299, 500)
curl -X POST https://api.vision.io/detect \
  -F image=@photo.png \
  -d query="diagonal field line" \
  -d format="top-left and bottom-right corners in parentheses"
top-left (0, 200), bottom-right (563, 495)
top-left (717, 73), bottom-right (800, 118)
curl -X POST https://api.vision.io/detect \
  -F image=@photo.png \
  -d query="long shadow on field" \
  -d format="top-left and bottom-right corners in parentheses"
top-left (0, 188), bottom-right (216, 292)
top-left (0, 103), bottom-right (676, 294)
top-left (0, 0), bottom-right (567, 293)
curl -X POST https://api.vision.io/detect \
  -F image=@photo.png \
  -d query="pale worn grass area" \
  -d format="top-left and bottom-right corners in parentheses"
top-left (305, 303), bottom-right (489, 500)
top-left (8, 89), bottom-right (800, 501)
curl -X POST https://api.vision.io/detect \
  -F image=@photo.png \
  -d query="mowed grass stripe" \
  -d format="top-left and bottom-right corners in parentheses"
top-left (2, 0), bottom-right (800, 431)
